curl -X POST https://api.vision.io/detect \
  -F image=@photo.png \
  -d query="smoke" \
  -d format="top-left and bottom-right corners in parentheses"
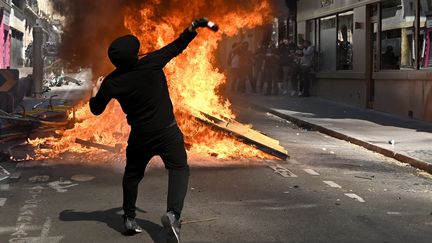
top-left (51, 0), bottom-right (277, 75)
top-left (51, 0), bottom-right (139, 75)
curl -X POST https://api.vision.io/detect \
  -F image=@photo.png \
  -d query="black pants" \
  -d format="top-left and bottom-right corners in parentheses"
top-left (123, 124), bottom-right (189, 219)
top-left (300, 65), bottom-right (311, 96)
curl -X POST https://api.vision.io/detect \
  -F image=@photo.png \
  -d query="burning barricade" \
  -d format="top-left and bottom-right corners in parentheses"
top-left (23, 0), bottom-right (287, 164)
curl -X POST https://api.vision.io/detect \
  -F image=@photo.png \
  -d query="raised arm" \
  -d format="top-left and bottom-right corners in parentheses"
top-left (144, 27), bottom-right (197, 69)
top-left (144, 18), bottom-right (215, 68)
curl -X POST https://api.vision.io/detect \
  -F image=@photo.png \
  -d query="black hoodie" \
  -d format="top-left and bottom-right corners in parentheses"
top-left (89, 28), bottom-right (197, 132)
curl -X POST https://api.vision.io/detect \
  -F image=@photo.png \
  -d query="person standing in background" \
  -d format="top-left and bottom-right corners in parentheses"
top-left (237, 41), bottom-right (254, 93)
top-left (262, 45), bottom-right (280, 95)
top-left (299, 40), bottom-right (314, 97)
top-left (227, 42), bottom-right (240, 92)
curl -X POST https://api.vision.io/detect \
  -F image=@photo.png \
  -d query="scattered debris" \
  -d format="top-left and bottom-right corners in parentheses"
top-left (71, 174), bottom-right (95, 182)
top-left (181, 217), bottom-right (218, 225)
top-left (354, 175), bottom-right (374, 180)
top-left (28, 175), bottom-right (50, 183)
top-left (45, 71), bottom-right (83, 87)
top-left (388, 139), bottom-right (395, 145)
top-left (335, 199), bottom-right (341, 205)
top-left (344, 193), bottom-right (366, 203)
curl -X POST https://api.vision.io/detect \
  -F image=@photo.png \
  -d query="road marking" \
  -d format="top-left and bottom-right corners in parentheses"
top-left (40, 217), bottom-right (51, 237)
top-left (323, 181), bottom-right (342, 188)
top-left (1, 184), bottom-right (10, 191)
top-left (9, 185), bottom-right (44, 241)
top-left (0, 225), bottom-right (41, 234)
top-left (344, 193), bottom-right (366, 203)
top-left (303, 169), bottom-right (320, 176)
top-left (48, 180), bottom-right (78, 193)
top-left (268, 164), bottom-right (297, 178)
top-left (0, 165), bottom-right (10, 182)
top-left (0, 198), bottom-right (6, 207)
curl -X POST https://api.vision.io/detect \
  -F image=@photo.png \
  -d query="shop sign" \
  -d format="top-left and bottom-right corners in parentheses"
top-left (321, 0), bottom-right (334, 8)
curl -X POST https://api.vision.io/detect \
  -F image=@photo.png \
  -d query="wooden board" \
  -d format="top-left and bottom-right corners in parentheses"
top-left (197, 112), bottom-right (289, 160)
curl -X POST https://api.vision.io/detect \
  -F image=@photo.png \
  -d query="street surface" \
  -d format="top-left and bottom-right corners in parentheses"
top-left (1, 104), bottom-right (431, 243)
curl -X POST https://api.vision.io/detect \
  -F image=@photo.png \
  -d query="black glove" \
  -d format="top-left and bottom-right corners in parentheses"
top-left (191, 18), bottom-right (209, 29)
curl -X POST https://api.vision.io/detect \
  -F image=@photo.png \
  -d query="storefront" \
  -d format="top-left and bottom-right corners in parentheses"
top-left (0, 7), bottom-right (11, 69)
top-left (297, 0), bottom-right (432, 122)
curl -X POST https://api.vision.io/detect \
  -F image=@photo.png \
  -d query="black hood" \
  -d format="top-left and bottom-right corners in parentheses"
top-left (108, 34), bottom-right (140, 69)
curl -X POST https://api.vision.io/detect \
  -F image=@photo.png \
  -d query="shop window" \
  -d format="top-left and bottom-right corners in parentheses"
top-left (307, 19), bottom-right (316, 46)
top-left (381, 0), bottom-right (416, 70)
top-left (319, 15), bottom-right (337, 71)
top-left (419, 0), bottom-right (432, 69)
top-left (337, 11), bottom-right (354, 70)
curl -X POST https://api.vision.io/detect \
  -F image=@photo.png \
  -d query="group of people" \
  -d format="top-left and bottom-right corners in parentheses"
top-left (227, 38), bottom-right (315, 97)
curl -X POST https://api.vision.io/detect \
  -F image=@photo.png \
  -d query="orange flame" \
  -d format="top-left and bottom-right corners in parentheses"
top-left (30, 1), bottom-right (274, 164)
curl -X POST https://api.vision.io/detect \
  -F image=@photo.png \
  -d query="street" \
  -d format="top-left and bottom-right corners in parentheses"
top-left (1, 105), bottom-right (431, 243)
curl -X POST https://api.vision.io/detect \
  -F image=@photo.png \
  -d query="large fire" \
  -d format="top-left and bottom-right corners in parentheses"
top-left (29, 0), bottom-right (275, 164)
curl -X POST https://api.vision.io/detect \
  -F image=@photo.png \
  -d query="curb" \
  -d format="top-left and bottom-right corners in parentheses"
top-left (243, 100), bottom-right (432, 174)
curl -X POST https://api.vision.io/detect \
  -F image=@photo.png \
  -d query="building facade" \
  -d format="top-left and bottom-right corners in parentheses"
top-left (297, 0), bottom-right (432, 122)
top-left (0, 1), bottom-right (11, 68)
top-left (0, 0), bottom-right (61, 69)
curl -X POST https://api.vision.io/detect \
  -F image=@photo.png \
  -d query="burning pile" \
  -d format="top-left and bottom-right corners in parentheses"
top-left (30, 0), bottom-right (277, 164)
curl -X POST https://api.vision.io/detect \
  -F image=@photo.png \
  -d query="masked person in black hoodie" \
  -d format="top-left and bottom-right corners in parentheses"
top-left (90, 18), bottom-right (213, 242)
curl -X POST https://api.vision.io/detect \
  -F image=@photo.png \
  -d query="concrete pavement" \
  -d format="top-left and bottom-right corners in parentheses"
top-left (234, 93), bottom-right (432, 174)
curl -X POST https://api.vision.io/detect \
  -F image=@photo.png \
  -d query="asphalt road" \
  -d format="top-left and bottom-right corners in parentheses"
top-left (1, 105), bottom-right (432, 243)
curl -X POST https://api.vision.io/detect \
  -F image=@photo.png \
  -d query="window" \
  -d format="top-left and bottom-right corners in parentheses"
top-left (319, 15), bottom-right (337, 71)
top-left (318, 11), bottom-right (354, 71)
top-left (337, 11), bottom-right (354, 70)
top-left (381, 0), bottom-right (416, 70)
top-left (12, 0), bottom-right (24, 9)
top-left (307, 19), bottom-right (316, 46)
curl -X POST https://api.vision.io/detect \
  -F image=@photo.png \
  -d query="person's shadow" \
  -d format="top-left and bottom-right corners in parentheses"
top-left (59, 207), bottom-right (166, 242)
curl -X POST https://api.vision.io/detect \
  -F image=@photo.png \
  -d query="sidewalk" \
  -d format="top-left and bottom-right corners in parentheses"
top-left (234, 93), bottom-right (432, 174)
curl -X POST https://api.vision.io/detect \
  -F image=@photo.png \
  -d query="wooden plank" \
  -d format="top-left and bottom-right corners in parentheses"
top-left (200, 112), bottom-right (280, 146)
top-left (75, 138), bottom-right (122, 153)
top-left (196, 112), bottom-right (289, 160)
